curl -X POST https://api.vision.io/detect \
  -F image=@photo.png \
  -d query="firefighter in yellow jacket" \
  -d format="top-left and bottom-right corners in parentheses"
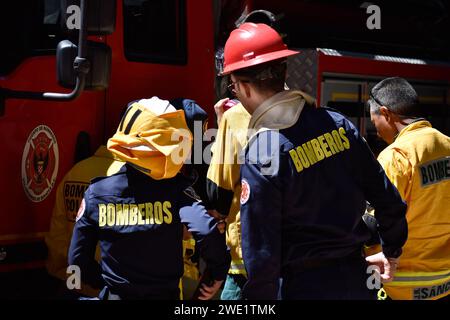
top-left (369, 77), bottom-right (450, 300)
top-left (45, 145), bottom-right (124, 297)
top-left (206, 98), bottom-right (251, 300)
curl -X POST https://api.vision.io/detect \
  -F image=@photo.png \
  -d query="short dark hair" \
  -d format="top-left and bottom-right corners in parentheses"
top-left (368, 77), bottom-right (419, 116)
top-left (232, 58), bottom-right (287, 93)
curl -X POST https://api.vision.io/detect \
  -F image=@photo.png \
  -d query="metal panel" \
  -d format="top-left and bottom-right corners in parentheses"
top-left (286, 49), bottom-right (318, 98)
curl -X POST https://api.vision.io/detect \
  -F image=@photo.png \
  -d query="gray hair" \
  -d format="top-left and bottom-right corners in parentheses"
top-left (368, 77), bottom-right (419, 117)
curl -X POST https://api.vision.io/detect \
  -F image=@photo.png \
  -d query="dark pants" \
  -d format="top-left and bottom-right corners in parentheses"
top-left (438, 293), bottom-right (450, 301)
top-left (98, 286), bottom-right (180, 300)
top-left (282, 257), bottom-right (377, 300)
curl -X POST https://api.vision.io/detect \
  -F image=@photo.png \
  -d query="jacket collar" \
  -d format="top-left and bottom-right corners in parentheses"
top-left (395, 119), bottom-right (431, 141)
top-left (248, 90), bottom-right (310, 134)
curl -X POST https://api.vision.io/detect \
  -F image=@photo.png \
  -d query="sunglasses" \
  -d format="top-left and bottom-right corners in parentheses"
top-left (369, 91), bottom-right (385, 107)
top-left (227, 79), bottom-right (250, 95)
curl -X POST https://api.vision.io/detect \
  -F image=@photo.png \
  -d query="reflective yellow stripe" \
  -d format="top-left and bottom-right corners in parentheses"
top-left (389, 270), bottom-right (450, 287)
top-left (394, 271), bottom-right (450, 282)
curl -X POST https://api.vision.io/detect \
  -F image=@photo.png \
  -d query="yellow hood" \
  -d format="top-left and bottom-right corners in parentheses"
top-left (107, 99), bottom-right (192, 180)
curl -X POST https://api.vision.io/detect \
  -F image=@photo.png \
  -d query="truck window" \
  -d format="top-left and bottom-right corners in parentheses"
top-left (123, 0), bottom-right (187, 65)
top-left (0, 0), bottom-right (62, 76)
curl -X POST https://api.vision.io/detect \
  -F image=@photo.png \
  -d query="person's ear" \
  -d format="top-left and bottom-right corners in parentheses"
top-left (379, 106), bottom-right (392, 122)
top-left (241, 81), bottom-right (252, 98)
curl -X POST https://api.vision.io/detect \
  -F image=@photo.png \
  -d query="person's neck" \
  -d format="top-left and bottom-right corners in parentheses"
top-left (394, 117), bottom-right (422, 133)
top-left (248, 90), bottom-right (282, 114)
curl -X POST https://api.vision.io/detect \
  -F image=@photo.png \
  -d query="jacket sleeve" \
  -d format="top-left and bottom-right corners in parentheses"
top-left (68, 193), bottom-right (104, 289)
top-left (350, 124), bottom-right (408, 258)
top-left (240, 132), bottom-right (284, 300)
top-left (206, 114), bottom-right (238, 216)
top-left (377, 149), bottom-right (413, 202)
top-left (45, 176), bottom-right (73, 280)
top-left (179, 191), bottom-right (231, 281)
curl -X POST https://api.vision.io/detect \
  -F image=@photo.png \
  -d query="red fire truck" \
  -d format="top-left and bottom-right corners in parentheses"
top-left (0, 0), bottom-right (449, 297)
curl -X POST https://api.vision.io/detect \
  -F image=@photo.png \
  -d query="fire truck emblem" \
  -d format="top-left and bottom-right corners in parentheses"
top-left (21, 125), bottom-right (59, 202)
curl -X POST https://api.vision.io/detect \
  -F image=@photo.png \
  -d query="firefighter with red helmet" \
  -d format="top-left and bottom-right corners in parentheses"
top-left (221, 23), bottom-right (408, 299)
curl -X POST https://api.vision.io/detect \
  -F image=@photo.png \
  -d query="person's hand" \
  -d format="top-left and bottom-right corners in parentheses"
top-left (207, 209), bottom-right (227, 234)
top-left (197, 279), bottom-right (224, 300)
top-left (214, 98), bottom-right (229, 125)
top-left (365, 251), bottom-right (399, 283)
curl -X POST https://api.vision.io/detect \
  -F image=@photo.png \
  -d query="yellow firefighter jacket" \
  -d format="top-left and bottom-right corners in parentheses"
top-left (377, 120), bottom-right (450, 300)
top-left (207, 103), bottom-right (251, 275)
top-left (45, 145), bottom-right (124, 296)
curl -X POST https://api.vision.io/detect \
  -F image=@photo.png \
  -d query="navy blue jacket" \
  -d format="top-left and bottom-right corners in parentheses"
top-left (68, 164), bottom-right (230, 299)
top-left (240, 105), bottom-right (408, 299)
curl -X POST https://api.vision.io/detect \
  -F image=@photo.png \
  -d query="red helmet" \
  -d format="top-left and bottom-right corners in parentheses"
top-left (222, 23), bottom-right (299, 75)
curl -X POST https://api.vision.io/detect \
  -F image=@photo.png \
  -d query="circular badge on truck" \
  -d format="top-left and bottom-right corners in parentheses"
top-left (21, 125), bottom-right (59, 202)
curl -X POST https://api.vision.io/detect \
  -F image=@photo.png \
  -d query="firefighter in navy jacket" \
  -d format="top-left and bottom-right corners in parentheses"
top-left (221, 23), bottom-right (408, 299)
top-left (68, 97), bottom-right (230, 299)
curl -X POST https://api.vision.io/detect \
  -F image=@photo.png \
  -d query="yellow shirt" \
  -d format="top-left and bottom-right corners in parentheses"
top-left (207, 103), bottom-right (251, 275)
top-left (377, 120), bottom-right (450, 300)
